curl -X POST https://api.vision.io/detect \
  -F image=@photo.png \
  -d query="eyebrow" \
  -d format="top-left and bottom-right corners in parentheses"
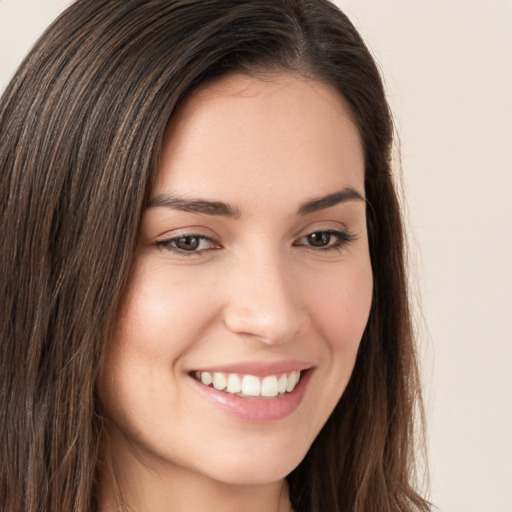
top-left (297, 187), bottom-right (365, 215)
top-left (147, 187), bottom-right (364, 218)
top-left (147, 194), bottom-right (242, 218)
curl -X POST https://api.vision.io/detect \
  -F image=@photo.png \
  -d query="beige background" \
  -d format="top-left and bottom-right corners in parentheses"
top-left (1, 1), bottom-right (511, 511)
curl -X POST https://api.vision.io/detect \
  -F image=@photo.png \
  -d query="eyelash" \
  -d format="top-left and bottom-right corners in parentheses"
top-left (294, 229), bottom-right (357, 251)
top-left (155, 229), bottom-right (356, 256)
top-left (155, 233), bottom-right (218, 254)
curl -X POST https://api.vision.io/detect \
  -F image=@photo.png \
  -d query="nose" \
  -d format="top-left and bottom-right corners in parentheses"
top-left (222, 249), bottom-right (308, 345)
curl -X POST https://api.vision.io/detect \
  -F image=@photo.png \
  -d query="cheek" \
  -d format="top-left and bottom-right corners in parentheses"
top-left (112, 261), bottom-right (219, 359)
top-left (291, 257), bottom-right (372, 441)
top-left (303, 257), bottom-right (373, 359)
top-left (98, 262), bottom-right (216, 415)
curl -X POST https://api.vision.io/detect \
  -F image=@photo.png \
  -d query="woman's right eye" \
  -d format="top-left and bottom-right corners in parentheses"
top-left (155, 234), bottom-right (219, 255)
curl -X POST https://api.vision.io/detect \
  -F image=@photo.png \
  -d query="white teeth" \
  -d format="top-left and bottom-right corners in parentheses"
top-left (227, 373), bottom-right (242, 394)
top-left (278, 374), bottom-right (288, 394)
top-left (286, 371), bottom-right (300, 392)
top-left (212, 372), bottom-right (227, 391)
top-left (201, 371), bottom-right (213, 386)
top-left (261, 375), bottom-right (279, 397)
top-left (242, 375), bottom-right (261, 396)
top-left (195, 370), bottom-right (303, 398)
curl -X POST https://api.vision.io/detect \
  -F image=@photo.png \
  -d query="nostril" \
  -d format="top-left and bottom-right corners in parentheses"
top-left (222, 303), bottom-right (306, 345)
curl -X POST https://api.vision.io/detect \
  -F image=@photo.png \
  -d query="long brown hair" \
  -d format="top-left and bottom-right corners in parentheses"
top-left (0, 1), bottom-right (429, 511)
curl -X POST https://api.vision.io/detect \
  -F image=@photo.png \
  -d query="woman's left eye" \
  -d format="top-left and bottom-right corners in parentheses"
top-left (155, 234), bottom-right (218, 254)
top-left (294, 229), bottom-right (356, 251)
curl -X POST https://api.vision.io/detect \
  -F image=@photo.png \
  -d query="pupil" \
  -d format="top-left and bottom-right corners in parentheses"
top-left (308, 232), bottom-right (330, 247)
top-left (176, 236), bottom-right (199, 251)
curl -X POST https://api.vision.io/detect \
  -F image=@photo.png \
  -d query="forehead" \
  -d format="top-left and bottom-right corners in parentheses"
top-left (153, 72), bottom-right (364, 205)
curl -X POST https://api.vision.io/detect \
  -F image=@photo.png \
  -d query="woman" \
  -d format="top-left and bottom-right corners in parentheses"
top-left (0, 1), bottom-right (429, 511)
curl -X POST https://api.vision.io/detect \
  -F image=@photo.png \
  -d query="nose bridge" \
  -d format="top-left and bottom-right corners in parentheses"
top-left (223, 241), bottom-right (306, 344)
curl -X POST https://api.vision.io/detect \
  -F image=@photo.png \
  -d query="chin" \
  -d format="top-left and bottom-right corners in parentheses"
top-left (196, 438), bottom-right (309, 486)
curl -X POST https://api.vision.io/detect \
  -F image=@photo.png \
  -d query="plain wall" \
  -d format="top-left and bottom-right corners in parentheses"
top-left (1, 1), bottom-right (511, 511)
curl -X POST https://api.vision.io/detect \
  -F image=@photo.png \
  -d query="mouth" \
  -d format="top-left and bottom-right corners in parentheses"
top-left (191, 369), bottom-right (303, 399)
top-left (188, 366), bottom-right (314, 421)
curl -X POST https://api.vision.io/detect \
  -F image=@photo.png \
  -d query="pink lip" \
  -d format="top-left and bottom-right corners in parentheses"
top-left (191, 360), bottom-right (313, 377)
top-left (189, 368), bottom-right (313, 422)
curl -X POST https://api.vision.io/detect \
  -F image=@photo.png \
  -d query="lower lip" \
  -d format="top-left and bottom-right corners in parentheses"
top-left (189, 370), bottom-right (313, 422)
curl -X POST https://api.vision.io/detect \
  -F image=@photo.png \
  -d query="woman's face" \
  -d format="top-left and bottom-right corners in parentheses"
top-left (100, 73), bottom-right (372, 487)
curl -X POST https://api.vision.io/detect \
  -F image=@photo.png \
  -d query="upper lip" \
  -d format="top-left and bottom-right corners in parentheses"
top-left (190, 360), bottom-right (314, 377)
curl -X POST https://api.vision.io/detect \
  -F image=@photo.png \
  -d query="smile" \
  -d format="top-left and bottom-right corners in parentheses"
top-left (193, 370), bottom-right (302, 398)
top-left (189, 366), bottom-right (313, 422)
